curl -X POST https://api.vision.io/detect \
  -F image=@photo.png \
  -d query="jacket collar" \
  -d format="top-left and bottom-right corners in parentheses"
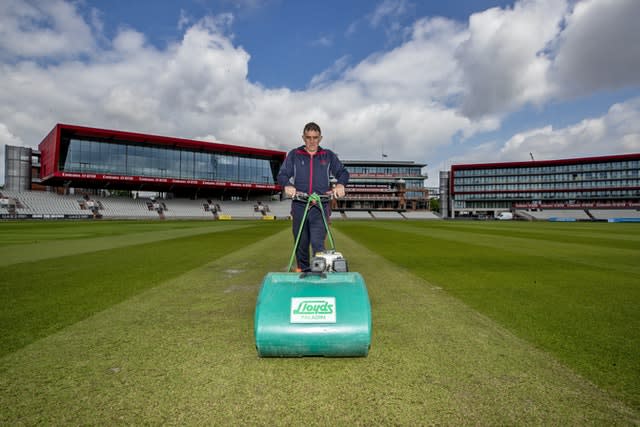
top-left (295, 145), bottom-right (325, 156)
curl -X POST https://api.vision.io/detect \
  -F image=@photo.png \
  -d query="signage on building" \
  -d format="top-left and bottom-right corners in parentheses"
top-left (55, 172), bottom-right (278, 190)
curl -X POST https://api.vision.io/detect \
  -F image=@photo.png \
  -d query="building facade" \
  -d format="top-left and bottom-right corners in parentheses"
top-left (4, 145), bottom-right (38, 191)
top-left (37, 124), bottom-right (285, 199)
top-left (336, 160), bottom-right (429, 211)
top-left (4, 124), bottom-right (431, 210)
top-left (442, 153), bottom-right (640, 218)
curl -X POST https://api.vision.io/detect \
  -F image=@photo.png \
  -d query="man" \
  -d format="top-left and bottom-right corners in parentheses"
top-left (277, 122), bottom-right (349, 272)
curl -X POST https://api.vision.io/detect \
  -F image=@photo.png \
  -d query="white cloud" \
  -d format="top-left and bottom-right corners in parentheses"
top-left (364, 18), bottom-right (463, 95)
top-left (550, 0), bottom-right (640, 96)
top-left (497, 97), bottom-right (640, 162)
top-left (112, 29), bottom-right (147, 53)
top-left (457, 0), bottom-right (568, 117)
top-left (429, 97), bottom-right (640, 185)
top-left (0, 0), bottom-right (95, 59)
top-left (0, 0), bottom-right (639, 188)
top-left (309, 55), bottom-right (350, 88)
top-left (0, 124), bottom-right (23, 146)
top-left (345, 20), bottom-right (359, 37)
top-left (347, 0), bottom-right (411, 40)
top-left (311, 35), bottom-right (333, 47)
top-left (369, 0), bottom-right (411, 28)
top-left (178, 9), bottom-right (191, 31)
top-left (455, 0), bottom-right (640, 117)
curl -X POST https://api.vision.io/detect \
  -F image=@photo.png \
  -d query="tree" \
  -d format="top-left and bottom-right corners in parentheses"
top-left (429, 197), bottom-right (440, 213)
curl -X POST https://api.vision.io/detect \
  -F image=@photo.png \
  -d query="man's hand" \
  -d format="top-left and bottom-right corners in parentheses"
top-left (284, 185), bottom-right (297, 198)
top-left (333, 184), bottom-right (346, 198)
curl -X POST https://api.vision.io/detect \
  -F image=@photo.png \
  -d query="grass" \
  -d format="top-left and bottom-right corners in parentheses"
top-left (0, 220), bottom-right (288, 356)
top-left (0, 219), bottom-right (638, 424)
top-left (333, 220), bottom-right (640, 410)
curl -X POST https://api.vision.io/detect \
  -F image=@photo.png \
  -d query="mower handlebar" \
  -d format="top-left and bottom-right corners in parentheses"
top-left (292, 192), bottom-right (333, 202)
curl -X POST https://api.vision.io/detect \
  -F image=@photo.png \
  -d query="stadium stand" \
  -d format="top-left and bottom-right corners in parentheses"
top-left (1, 190), bottom-right (88, 217)
top-left (218, 201), bottom-right (259, 219)
top-left (0, 190), bottom-right (442, 221)
top-left (401, 211), bottom-right (441, 219)
top-left (344, 211), bottom-right (375, 219)
top-left (370, 211), bottom-right (405, 219)
top-left (0, 192), bottom-right (14, 215)
top-left (94, 196), bottom-right (158, 219)
top-left (0, 193), bottom-right (10, 215)
top-left (514, 210), bottom-right (535, 221)
top-left (266, 199), bottom-right (292, 219)
top-left (161, 199), bottom-right (215, 219)
top-left (330, 210), bottom-right (345, 220)
top-left (523, 209), bottom-right (591, 221)
top-left (589, 209), bottom-right (640, 220)
top-left (265, 199), bottom-right (350, 220)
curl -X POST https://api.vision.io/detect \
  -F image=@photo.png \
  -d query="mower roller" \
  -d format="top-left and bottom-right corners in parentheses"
top-left (254, 193), bottom-right (372, 357)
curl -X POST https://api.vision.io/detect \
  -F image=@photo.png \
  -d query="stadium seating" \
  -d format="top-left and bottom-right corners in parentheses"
top-left (220, 201), bottom-right (260, 219)
top-left (0, 190), bottom-right (88, 217)
top-left (161, 199), bottom-right (215, 219)
top-left (94, 196), bottom-right (158, 219)
top-left (588, 209), bottom-right (640, 220)
top-left (266, 199), bottom-right (293, 219)
top-left (344, 211), bottom-right (375, 219)
top-left (370, 211), bottom-right (405, 219)
top-left (523, 209), bottom-right (591, 221)
top-left (402, 211), bottom-right (441, 219)
top-left (0, 190), bottom-right (445, 221)
top-left (329, 210), bottom-right (345, 220)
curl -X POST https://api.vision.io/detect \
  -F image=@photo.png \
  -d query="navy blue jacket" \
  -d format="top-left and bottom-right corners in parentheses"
top-left (277, 146), bottom-right (349, 195)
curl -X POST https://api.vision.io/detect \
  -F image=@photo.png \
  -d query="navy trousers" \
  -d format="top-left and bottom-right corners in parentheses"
top-left (291, 201), bottom-right (329, 271)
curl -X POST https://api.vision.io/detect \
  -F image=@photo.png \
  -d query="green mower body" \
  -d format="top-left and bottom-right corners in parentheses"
top-left (254, 272), bottom-right (371, 357)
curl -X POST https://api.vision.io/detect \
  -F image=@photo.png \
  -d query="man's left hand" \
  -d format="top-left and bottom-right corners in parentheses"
top-left (333, 184), bottom-right (346, 198)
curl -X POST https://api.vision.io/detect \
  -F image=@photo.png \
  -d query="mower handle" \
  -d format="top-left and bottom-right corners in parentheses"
top-left (292, 192), bottom-right (333, 202)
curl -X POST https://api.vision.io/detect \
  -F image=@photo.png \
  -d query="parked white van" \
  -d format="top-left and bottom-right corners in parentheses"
top-left (496, 212), bottom-right (513, 220)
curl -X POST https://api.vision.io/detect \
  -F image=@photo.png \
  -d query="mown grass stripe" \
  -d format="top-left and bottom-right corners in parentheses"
top-left (0, 219), bottom-right (230, 244)
top-left (334, 220), bottom-right (640, 410)
top-left (402, 220), bottom-right (640, 248)
top-left (0, 222), bottom-right (287, 357)
top-left (0, 220), bottom-right (253, 267)
top-left (358, 221), bottom-right (640, 274)
top-left (0, 228), bottom-right (636, 425)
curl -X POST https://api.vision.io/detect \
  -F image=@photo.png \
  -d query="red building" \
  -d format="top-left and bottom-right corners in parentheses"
top-left (37, 124), bottom-right (285, 198)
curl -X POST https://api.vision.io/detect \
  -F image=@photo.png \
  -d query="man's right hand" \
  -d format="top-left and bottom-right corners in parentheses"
top-left (284, 186), bottom-right (297, 198)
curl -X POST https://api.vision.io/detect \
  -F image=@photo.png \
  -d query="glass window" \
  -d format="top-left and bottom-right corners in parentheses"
top-left (181, 150), bottom-right (194, 179)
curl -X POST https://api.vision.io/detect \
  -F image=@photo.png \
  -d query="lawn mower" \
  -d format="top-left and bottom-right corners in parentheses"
top-left (254, 192), bottom-right (372, 357)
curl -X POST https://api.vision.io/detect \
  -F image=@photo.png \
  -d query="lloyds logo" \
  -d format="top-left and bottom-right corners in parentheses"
top-left (293, 300), bottom-right (334, 315)
top-left (290, 297), bottom-right (336, 323)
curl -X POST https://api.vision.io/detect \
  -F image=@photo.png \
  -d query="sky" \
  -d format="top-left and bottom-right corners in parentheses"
top-left (1, 0), bottom-right (639, 187)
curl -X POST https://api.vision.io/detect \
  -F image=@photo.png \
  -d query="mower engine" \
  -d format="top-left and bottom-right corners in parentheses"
top-left (311, 250), bottom-right (349, 273)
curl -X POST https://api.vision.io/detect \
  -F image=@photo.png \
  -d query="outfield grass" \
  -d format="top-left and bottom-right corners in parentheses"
top-left (1, 219), bottom-right (638, 424)
top-left (334, 220), bottom-right (640, 410)
top-left (0, 220), bottom-right (288, 356)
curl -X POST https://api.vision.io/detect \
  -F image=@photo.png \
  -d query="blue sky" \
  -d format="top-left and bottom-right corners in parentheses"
top-left (1, 0), bottom-right (639, 186)
top-left (93, 0), bottom-right (513, 89)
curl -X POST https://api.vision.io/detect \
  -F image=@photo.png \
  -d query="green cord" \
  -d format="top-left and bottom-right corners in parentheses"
top-left (287, 196), bottom-right (312, 272)
top-left (287, 193), bottom-right (336, 272)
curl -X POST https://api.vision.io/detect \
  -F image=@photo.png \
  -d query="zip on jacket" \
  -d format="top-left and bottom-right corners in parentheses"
top-left (277, 146), bottom-right (349, 195)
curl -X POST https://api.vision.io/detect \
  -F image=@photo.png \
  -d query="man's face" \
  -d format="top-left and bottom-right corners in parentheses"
top-left (302, 130), bottom-right (322, 154)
